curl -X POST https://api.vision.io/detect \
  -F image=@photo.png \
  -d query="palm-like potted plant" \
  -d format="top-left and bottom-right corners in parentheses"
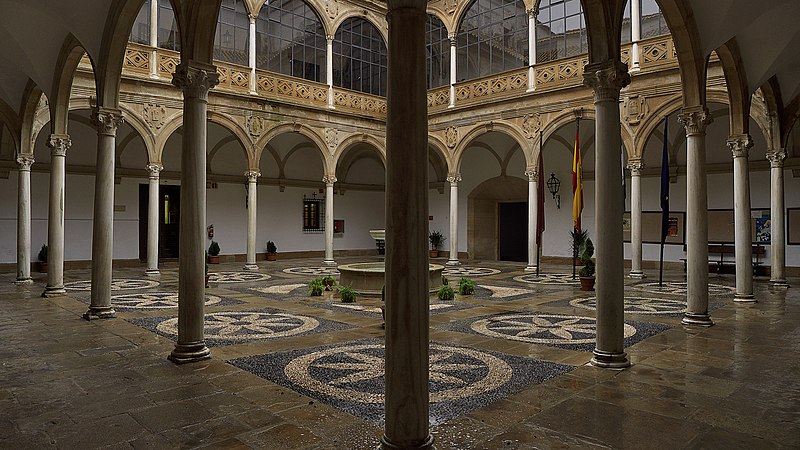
top-left (37, 244), bottom-right (48, 273)
top-left (207, 241), bottom-right (221, 264)
top-left (578, 237), bottom-right (596, 291)
top-left (266, 240), bottom-right (277, 261)
top-left (429, 230), bottom-right (445, 258)
top-left (570, 229), bottom-right (588, 265)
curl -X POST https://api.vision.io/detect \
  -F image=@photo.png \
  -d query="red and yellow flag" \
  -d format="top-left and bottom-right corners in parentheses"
top-left (572, 121), bottom-right (583, 232)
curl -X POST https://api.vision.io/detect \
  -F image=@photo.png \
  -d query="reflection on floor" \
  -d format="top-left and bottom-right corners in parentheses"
top-left (1, 257), bottom-right (798, 449)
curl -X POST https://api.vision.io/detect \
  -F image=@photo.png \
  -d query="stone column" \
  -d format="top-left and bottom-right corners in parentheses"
top-left (248, 14), bottom-right (257, 94)
top-left (382, 0), bottom-right (433, 448)
top-left (679, 107), bottom-right (714, 327)
top-left (85, 108), bottom-right (124, 320)
top-left (449, 33), bottom-right (456, 108)
top-left (327, 35), bottom-right (334, 108)
top-left (767, 150), bottom-right (788, 286)
top-left (15, 155), bottom-right (34, 284)
top-left (446, 173), bottom-right (461, 266)
top-left (149, 0), bottom-right (158, 79)
top-left (42, 135), bottom-right (71, 298)
top-left (169, 61), bottom-right (219, 364)
top-left (583, 61), bottom-right (630, 369)
top-left (145, 164), bottom-right (162, 276)
top-left (627, 160), bottom-right (645, 278)
top-left (630, 0), bottom-right (641, 71)
top-left (524, 167), bottom-right (538, 271)
top-left (323, 175), bottom-right (337, 266)
top-left (526, 7), bottom-right (537, 92)
top-left (244, 170), bottom-right (260, 270)
top-left (729, 135), bottom-right (755, 301)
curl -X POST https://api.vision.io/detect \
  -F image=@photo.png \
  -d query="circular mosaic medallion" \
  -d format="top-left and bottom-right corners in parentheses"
top-left (208, 272), bottom-right (272, 283)
top-left (110, 292), bottom-right (222, 310)
top-left (632, 281), bottom-right (736, 297)
top-left (284, 343), bottom-right (512, 404)
top-left (156, 311), bottom-right (319, 340)
top-left (283, 267), bottom-right (341, 276)
top-left (513, 273), bottom-right (580, 285)
top-left (65, 279), bottom-right (159, 292)
top-left (471, 313), bottom-right (636, 345)
top-left (570, 296), bottom-right (687, 315)
top-left (442, 267), bottom-right (500, 277)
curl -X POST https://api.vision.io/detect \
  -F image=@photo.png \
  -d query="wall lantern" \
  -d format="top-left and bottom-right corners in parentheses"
top-left (547, 173), bottom-right (561, 209)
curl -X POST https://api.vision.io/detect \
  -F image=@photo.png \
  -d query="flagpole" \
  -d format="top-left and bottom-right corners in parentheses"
top-left (659, 116), bottom-right (670, 286)
top-left (537, 130), bottom-right (543, 277)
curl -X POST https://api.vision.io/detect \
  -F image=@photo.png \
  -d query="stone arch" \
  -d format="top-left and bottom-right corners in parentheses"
top-left (117, 102), bottom-right (157, 164)
top-left (652, 0), bottom-right (707, 107)
top-left (467, 175), bottom-right (528, 260)
top-left (255, 123), bottom-right (330, 174)
top-left (207, 111), bottom-right (253, 164)
top-left (19, 82), bottom-right (45, 157)
top-left (634, 95), bottom-right (683, 158)
top-left (424, 8), bottom-right (454, 36)
top-left (50, 35), bottom-right (93, 136)
top-left (96, 0), bottom-right (148, 108)
top-left (453, 121), bottom-right (530, 173)
top-left (334, 136), bottom-right (385, 185)
top-left (0, 99), bottom-right (21, 156)
top-left (253, 0), bottom-right (332, 38)
top-left (333, 132), bottom-right (386, 167)
top-left (428, 135), bottom-right (451, 182)
top-left (715, 39), bottom-right (751, 136)
top-left (331, 13), bottom-right (389, 47)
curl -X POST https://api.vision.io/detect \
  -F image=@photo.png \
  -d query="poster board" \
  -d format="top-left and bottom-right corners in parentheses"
top-left (623, 211), bottom-right (686, 245)
top-left (788, 208), bottom-right (800, 245)
top-left (707, 208), bottom-right (770, 243)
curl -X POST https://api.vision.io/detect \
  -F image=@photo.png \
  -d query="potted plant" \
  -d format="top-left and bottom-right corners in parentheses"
top-left (458, 277), bottom-right (476, 295)
top-left (207, 241), bottom-right (221, 264)
top-left (37, 244), bottom-right (48, 273)
top-left (570, 229), bottom-right (588, 265)
top-left (339, 284), bottom-right (357, 303)
top-left (266, 241), bottom-right (277, 261)
top-left (309, 278), bottom-right (324, 296)
top-left (578, 237), bottom-right (596, 291)
top-left (429, 230), bottom-right (445, 258)
top-left (321, 275), bottom-right (336, 291)
top-left (438, 284), bottom-right (455, 301)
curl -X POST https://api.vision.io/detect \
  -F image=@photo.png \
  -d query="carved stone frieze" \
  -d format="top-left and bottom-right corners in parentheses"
top-left (677, 107), bottom-right (712, 136)
top-left (582, 61), bottom-right (630, 103)
top-left (172, 61), bottom-right (220, 101)
top-left (622, 95), bottom-right (648, 125)
top-left (726, 134), bottom-right (753, 159)
top-left (445, 126), bottom-right (458, 148)
top-left (143, 104), bottom-right (167, 130)
top-left (522, 113), bottom-right (542, 139)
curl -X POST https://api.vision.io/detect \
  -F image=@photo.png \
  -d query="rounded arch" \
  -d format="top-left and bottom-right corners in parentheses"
top-left (428, 134), bottom-right (453, 173)
top-left (96, 0), bottom-right (149, 108)
top-left (333, 132), bottom-right (386, 167)
top-left (424, 9), bottom-right (453, 36)
top-left (255, 122), bottom-right (330, 174)
top-left (653, 0), bottom-right (707, 107)
top-left (715, 39), bottom-right (751, 136)
top-left (330, 13), bottom-right (389, 46)
top-left (634, 95), bottom-right (682, 158)
top-left (50, 36), bottom-right (95, 136)
top-left (207, 111), bottom-right (253, 164)
top-left (539, 108), bottom-right (596, 153)
top-left (334, 137), bottom-right (386, 185)
top-left (428, 136), bottom-right (450, 183)
top-left (0, 98), bottom-right (21, 156)
top-left (155, 111), bottom-right (252, 166)
top-left (117, 102), bottom-right (157, 163)
top-left (453, 121), bottom-right (530, 173)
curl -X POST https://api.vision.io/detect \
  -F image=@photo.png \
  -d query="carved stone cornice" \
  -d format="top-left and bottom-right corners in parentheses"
top-left (446, 173), bottom-right (461, 184)
top-left (47, 134), bottom-right (71, 158)
top-left (16, 155), bottom-right (34, 171)
top-left (524, 167), bottom-right (538, 182)
top-left (146, 164), bottom-right (163, 179)
top-left (726, 134), bottom-right (753, 159)
top-left (677, 107), bottom-right (712, 136)
top-left (766, 149), bottom-right (786, 168)
top-left (323, 175), bottom-right (337, 185)
top-left (626, 160), bottom-right (644, 175)
top-left (582, 61), bottom-right (630, 103)
top-left (172, 61), bottom-right (220, 101)
top-left (245, 170), bottom-right (261, 182)
top-left (91, 107), bottom-right (124, 136)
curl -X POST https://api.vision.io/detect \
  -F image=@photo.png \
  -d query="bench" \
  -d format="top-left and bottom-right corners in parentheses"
top-left (680, 243), bottom-right (766, 275)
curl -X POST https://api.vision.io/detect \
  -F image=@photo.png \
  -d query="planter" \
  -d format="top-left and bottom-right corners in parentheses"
top-left (37, 261), bottom-right (48, 273)
top-left (266, 253), bottom-right (277, 261)
top-left (208, 255), bottom-right (220, 264)
top-left (579, 276), bottom-right (595, 291)
top-left (429, 250), bottom-right (439, 258)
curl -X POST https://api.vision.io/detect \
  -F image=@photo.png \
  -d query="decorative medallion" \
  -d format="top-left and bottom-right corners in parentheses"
top-left (324, 0), bottom-right (339, 20)
top-left (208, 272), bottom-right (272, 283)
top-left (522, 113), bottom-right (542, 139)
top-left (570, 296), bottom-right (687, 315)
top-left (445, 126), bottom-right (458, 148)
top-left (247, 115), bottom-right (267, 138)
top-left (156, 311), bottom-right (320, 341)
top-left (513, 273), bottom-right (580, 285)
top-left (65, 279), bottom-right (159, 292)
top-left (324, 127), bottom-right (338, 150)
top-left (471, 313), bottom-right (636, 345)
top-left (143, 103), bottom-right (167, 130)
top-left (110, 292), bottom-right (223, 310)
top-left (631, 281), bottom-right (736, 297)
top-left (442, 266), bottom-right (500, 277)
top-left (622, 95), bottom-right (648, 125)
top-left (283, 267), bottom-right (341, 276)
top-left (251, 284), bottom-right (307, 295)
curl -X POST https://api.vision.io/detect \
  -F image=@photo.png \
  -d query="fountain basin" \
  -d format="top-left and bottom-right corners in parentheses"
top-left (337, 262), bottom-right (444, 295)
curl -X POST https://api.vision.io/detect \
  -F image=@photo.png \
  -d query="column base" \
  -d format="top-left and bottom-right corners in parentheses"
top-left (83, 307), bottom-right (117, 321)
top-left (168, 342), bottom-right (212, 364)
top-left (243, 263), bottom-right (259, 271)
top-left (590, 349), bottom-right (631, 369)
top-left (42, 286), bottom-right (66, 297)
top-left (446, 260), bottom-right (461, 266)
top-left (770, 278), bottom-right (789, 288)
top-left (524, 265), bottom-right (537, 272)
top-left (681, 313), bottom-right (714, 327)
top-left (628, 270), bottom-right (646, 279)
top-left (145, 269), bottom-right (160, 277)
top-left (379, 434), bottom-right (434, 450)
top-left (15, 277), bottom-right (33, 285)
top-left (323, 259), bottom-right (337, 267)
top-left (734, 294), bottom-right (756, 303)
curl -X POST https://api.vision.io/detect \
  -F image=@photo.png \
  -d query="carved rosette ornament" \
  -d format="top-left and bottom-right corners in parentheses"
top-left (91, 108), bottom-right (124, 136)
top-left (677, 108), bottom-right (712, 136)
top-left (143, 104), bottom-right (167, 130)
top-left (582, 61), bottom-right (630, 103)
top-left (446, 173), bottom-right (461, 184)
top-left (766, 149), bottom-right (786, 168)
top-left (16, 155), bottom-right (34, 171)
top-left (726, 135), bottom-right (753, 159)
top-left (524, 167), bottom-right (538, 182)
top-left (245, 170), bottom-right (261, 182)
top-left (146, 164), bottom-right (163, 180)
top-left (172, 61), bottom-right (220, 101)
top-left (626, 159), bottom-right (644, 176)
top-left (522, 113), bottom-right (542, 139)
top-left (445, 126), bottom-right (458, 148)
top-left (47, 134), bottom-right (72, 157)
top-left (323, 175), bottom-right (337, 186)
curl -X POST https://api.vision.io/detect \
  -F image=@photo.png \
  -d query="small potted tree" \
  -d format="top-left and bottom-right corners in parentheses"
top-left (429, 230), bottom-right (445, 258)
top-left (207, 241), bottom-right (221, 264)
top-left (321, 275), bottom-right (336, 291)
top-left (578, 237), bottom-right (596, 291)
top-left (338, 284), bottom-right (357, 303)
top-left (266, 241), bottom-right (278, 261)
top-left (308, 278), bottom-right (324, 296)
top-left (570, 229), bottom-right (588, 265)
top-left (37, 244), bottom-right (48, 273)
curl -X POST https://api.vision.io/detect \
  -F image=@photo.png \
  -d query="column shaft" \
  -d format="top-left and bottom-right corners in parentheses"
top-left (324, 176), bottom-right (336, 265)
top-left (524, 169), bottom-right (538, 271)
top-left (730, 136), bottom-right (754, 301)
top-left (327, 36), bottom-right (334, 107)
top-left (584, 62), bottom-right (630, 369)
top-left (169, 61), bottom-right (219, 364)
top-left (768, 151), bottom-right (787, 285)
top-left (86, 108), bottom-right (123, 320)
top-left (146, 164), bottom-right (162, 275)
top-left (16, 156), bottom-right (34, 284)
top-left (43, 135), bottom-right (70, 297)
top-left (629, 162), bottom-right (644, 278)
top-left (449, 35), bottom-right (456, 107)
top-left (244, 171), bottom-right (259, 270)
top-left (249, 16), bottom-right (257, 93)
top-left (631, 0), bottom-right (641, 70)
top-left (149, 0), bottom-right (158, 78)
top-left (446, 174), bottom-right (460, 265)
top-left (382, 2), bottom-right (433, 448)
top-left (527, 8), bottom-right (537, 91)
top-left (680, 108), bottom-right (714, 326)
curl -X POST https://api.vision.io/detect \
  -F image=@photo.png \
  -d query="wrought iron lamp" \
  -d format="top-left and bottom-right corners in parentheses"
top-left (546, 173), bottom-right (561, 209)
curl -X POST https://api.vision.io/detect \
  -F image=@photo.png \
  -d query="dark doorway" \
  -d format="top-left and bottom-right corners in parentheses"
top-left (498, 201), bottom-right (527, 261)
top-left (138, 184), bottom-right (180, 261)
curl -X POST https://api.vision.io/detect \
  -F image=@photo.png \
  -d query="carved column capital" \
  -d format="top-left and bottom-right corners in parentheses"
top-left (677, 107), bottom-right (712, 136)
top-left (326, 34), bottom-right (334, 42)
top-left (16, 154), bottom-right (35, 171)
top-left (582, 61), bottom-right (630, 103)
top-left (526, 6), bottom-right (538, 18)
top-left (323, 175), bottom-right (337, 185)
top-left (449, 33), bottom-right (457, 46)
top-left (766, 149), bottom-right (786, 168)
top-left (446, 173), bottom-right (461, 184)
top-left (626, 159), bottom-right (644, 175)
top-left (91, 107), bottom-right (124, 136)
top-left (524, 168), bottom-right (539, 182)
top-left (172, 61), bottom-right (220, 101)
top-left (726, 134), bottom-right (753, 159)
top-left (146, 163), bottom-right (163, 179)
top-left (245, 170), bottom-right (261, 182)
top-left (47, 134), bottom-right (71, 157)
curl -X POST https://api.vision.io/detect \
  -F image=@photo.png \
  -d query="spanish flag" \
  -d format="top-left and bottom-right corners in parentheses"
top-left (572, 120), bottom-right (583, 232)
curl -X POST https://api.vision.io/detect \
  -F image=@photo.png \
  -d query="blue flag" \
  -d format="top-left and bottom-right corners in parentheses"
top-left (660, 118), bottom-right (670, 243)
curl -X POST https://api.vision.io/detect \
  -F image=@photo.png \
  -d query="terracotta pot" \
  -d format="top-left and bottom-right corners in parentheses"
top-left (429, 250), bottom-right (439, 258)
top-left (579, 276), bottom-right (595, 291)
top-left (208, 255), bottom-right (220, 264)
top-left (266, 253), bottom-right (277, 261)
top-left (37, 262), bottom-right (48, 273)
